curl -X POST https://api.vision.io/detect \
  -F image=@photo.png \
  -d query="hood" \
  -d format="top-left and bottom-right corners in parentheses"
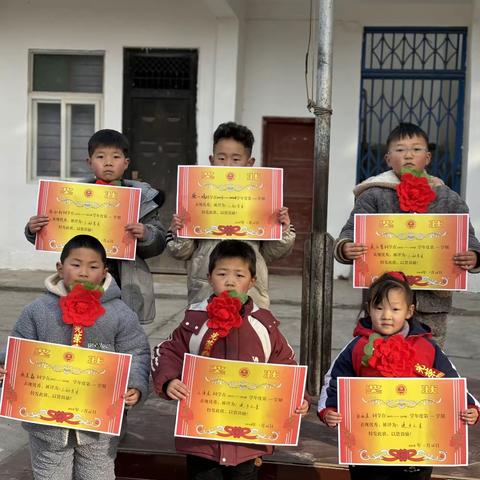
top-left (353, 315), bottom-right (432, 339)
top-left (44, 272), bottom-right (121, 303)
top-left (354, 169), bottom-right (444, 198)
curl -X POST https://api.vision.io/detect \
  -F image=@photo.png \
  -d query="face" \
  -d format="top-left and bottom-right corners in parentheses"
top-left (385, 135), bottom-right (431, 176)
top-left (209, 139), bottom-right (255, 167)
top-left (369, 288), bottom-right (414, 336)
top-left (208, 257), bottom-right (256, 296)
top-left (57, 247), bottom-right (107, 288)
top-left (87, 146), bottom-right (129, 182)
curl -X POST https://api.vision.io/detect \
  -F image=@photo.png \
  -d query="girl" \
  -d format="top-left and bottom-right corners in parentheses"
top-left (318, 272), bottom-right (479, 480)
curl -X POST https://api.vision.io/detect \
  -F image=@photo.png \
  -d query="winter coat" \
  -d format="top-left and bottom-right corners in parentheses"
top-left (317, 316), bottom-right (480, 423)
top-left (151, 297), bottom-right (301, 466)
top-left (334, 170), bottom-right (480, 313)
top-left (25, 179), bottom-right (166, 324)
top-left (166, 226), bottom-right (296, 308)
top-left (10, 273), bottom-right (151, 447)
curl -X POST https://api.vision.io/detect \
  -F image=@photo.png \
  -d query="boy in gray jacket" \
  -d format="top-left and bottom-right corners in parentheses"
top-left (0, 235), bottom-right (150, 480)
top-left (25, 129), bottom-right (166, 324)
top-left (335, 123), bottom-right (480, 348)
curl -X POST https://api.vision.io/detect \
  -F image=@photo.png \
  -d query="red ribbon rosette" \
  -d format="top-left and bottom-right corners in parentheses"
top-left (59, 283), bottom-right (105, 347)
top-left (200, 291), bottom-right (247, 356)
top-left (364, 334), bottom-right (416, 377)
top-left (396, 171), bottom-right (436, 213)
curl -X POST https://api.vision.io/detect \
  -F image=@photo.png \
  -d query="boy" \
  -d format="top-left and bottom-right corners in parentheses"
top-left (0, 235), bottom-right (150, 479)
top-left (167, 121), bottom-right (295, 309)
top-left (335, 123), bottom-right (480, 348)
top-left (318, 272), bottom-right (479, 480)
top-left (25, 129), bottom-right (166, 324)
top-left (151, 240), bottom-right (308, 480)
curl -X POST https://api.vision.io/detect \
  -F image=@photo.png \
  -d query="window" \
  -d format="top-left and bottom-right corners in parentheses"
top-left (28, 52), bottom-right (104, 180)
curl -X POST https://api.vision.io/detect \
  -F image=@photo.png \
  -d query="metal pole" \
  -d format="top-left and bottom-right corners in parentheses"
top-left (300, 0), bottom-right (335, 396)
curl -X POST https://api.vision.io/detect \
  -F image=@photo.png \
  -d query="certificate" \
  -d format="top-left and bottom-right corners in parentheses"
top-left (0, 337), bottom-right (131, 436)
top-left (175, 354), bottom-right (307, 446)
top-left (353, 213), bottom-right (469, 290)
top-left (338, 377), bottom-right (468, 466)
top-left (176, 166), bottom-right (283, 240)
top-left (35, 180), bottom-right (141, 260)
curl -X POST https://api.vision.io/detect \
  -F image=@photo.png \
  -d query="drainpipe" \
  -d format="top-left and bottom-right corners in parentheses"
top-left (300, 0), bottom-right (334, 396)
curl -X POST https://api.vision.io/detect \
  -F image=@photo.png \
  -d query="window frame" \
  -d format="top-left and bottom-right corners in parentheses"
top-left (27, 50), bottom-right (104, 182)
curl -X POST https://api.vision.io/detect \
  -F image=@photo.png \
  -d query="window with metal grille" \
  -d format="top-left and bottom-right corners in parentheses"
top-left (129, 54), bottom-right (193, 90)
top-left (28, 52), bottom-right (104, 180)
top-left (357, 27), bottom-right (467, 192)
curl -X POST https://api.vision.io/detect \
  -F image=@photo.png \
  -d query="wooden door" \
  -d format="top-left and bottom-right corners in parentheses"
top-left (123, 48), bottom-right (197, 273)
top-left (262, 117), bottom-right (314, 274)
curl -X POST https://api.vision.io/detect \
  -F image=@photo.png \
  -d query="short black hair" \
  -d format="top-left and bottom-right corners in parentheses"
top-left (208, 240), bottom-right (256, 277)
top-left (366, 272), bottom-right (415, 313)
top-left (88, 129), bottom-right (129, 157)
top-left (213, 122), bottom-right (254, 156)
top-left (60, 235), bottom-right (107, 266)
top-left (386, 122), bottom-right (429, 150)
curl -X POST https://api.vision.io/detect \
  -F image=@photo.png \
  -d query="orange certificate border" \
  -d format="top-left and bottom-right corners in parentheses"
top-left (0, 337), bottom-right (132, 436)
top-left (176, 165), bottom-right (283, 240)
top-left (353, 213), bottom-right (468, 290)
top-left (35, 180), bottom-right (141, 260)
top-left (175, 354), bottom-right (307, 446)
top-left (338, 377), bottom-right (468, 467)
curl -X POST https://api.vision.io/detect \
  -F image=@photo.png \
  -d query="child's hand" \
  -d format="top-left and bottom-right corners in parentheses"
top-left (277, 207), bottom-right (291, 232)
top-left (325, 410), bottom-right (342, 428)
top-left (342, 242), bottom-right (367, 260)
top-left (28, 215), bottom-right (49, 234)
top-left (125, 223), bottom-right (146, 240)
top-left (166, 379), bottom-right (190, 401)
top-left (453, 250), bottom-right (478, 270)
top-left (0, 366), bottom-right (6, 382)
top-left (169, 214), bottom-right (185, 232)
top-left (295, 399), bottom-right (309, 416)
top-left (460, 408), bottom-right (479, 425)
top-left (124, 388), bottom-right (141, 406)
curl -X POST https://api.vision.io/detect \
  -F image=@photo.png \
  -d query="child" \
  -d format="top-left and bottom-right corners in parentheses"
top-left (151, 240), bottom-right (308, 480)
top-left (335, 122), bottom-right (480, 347)
top-left (25, 129), bottom-right (167, 324)
top-left (0, 234), bottom-right (150, 480)
top-left (167, 122), bottom-right (295, 309)
top-left (318, 272), bottom-right (479, 480)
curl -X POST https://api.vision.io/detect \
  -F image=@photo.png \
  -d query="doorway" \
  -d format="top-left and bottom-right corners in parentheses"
top-left (123, 48), bottom-right (198, 272)
top-left (262, 117), bottom-right (314, 274)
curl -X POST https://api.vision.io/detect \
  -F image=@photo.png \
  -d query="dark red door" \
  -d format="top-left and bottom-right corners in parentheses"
top-left (262, 117), bottom-right (314, 274)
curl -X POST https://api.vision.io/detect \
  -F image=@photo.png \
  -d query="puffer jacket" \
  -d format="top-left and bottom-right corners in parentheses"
top-left (334, 170), bottom-right (480, 313)
top-left (166, 227), bottom-right (295, 308)
top-left (25, 179), bottom-right (166, 324)
top-left (151, 297), bottom-right (304, 466)
top-left (9, 273), bottom-right (151, 446)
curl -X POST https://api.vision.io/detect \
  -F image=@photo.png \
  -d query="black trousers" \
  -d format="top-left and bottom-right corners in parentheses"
top-left (349, 465), bottom-right (433, 480)
top-left (186, 455), bottom-right (259, 480)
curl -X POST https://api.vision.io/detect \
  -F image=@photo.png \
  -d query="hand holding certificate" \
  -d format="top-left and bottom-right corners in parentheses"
top-left (0, 337), bottom-right (131, 436)
top-left (176, 166), bottom-right (284, 241)
top-left (353, 213), bottom-right (469, 290)
top-left (175, 354), bottom-right (307, 446)
top-left (35, 180), bottom-right (141, 260)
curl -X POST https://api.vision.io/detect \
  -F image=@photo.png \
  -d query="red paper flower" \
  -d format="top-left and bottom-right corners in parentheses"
top-left (396, 172), bottom-right (436, 213)
top-left (368, 334), bottom-right (416, 377)
top-left (206, 291), bottom-right (243, 337)
top-left (60, 283), bottom-right (105, 327)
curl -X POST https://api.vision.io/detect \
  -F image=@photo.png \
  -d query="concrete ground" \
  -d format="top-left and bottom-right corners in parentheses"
top-left (0, 270), bottom-right (479, 472)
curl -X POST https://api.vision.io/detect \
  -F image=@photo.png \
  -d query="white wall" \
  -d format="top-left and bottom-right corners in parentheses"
top-left (1, 0), bottom-right (480, 281)
top-left (0, 0), bottom-right (236, 269)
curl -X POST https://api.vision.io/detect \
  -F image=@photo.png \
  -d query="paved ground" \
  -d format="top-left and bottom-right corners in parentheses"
top-left (0, 270), bottom-right (479, 474)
